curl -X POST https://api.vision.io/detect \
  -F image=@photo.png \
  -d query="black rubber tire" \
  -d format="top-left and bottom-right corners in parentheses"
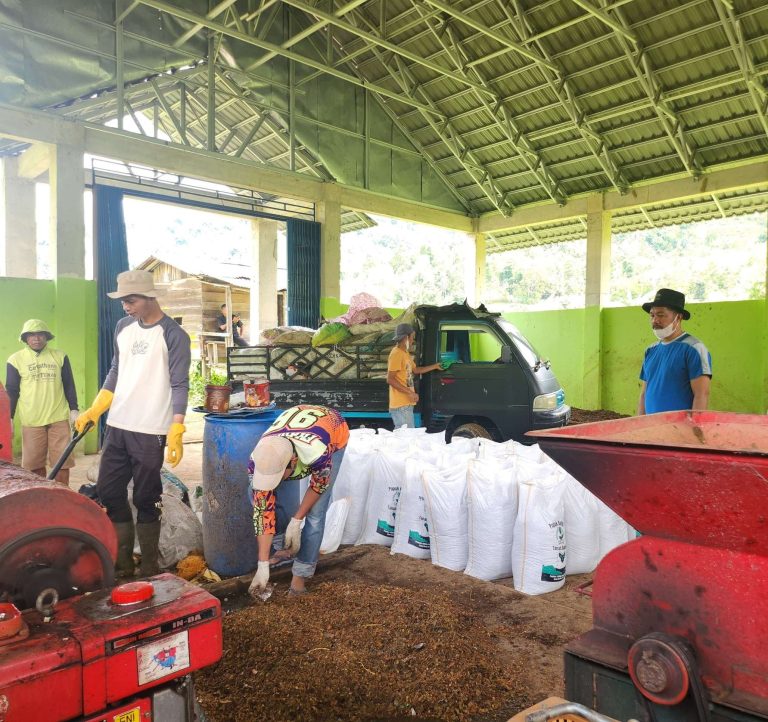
top-left (450, 422), bottom-right (493, 440)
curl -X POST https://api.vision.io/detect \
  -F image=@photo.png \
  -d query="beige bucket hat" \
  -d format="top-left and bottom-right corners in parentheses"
top-left (107, 270), bottom-right (165, 299)
top-left (251, 435), bottom-right (295, 491)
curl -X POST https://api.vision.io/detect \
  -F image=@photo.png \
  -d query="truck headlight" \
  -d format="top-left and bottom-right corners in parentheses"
top-left (533, 390), bottom-right (564, 411)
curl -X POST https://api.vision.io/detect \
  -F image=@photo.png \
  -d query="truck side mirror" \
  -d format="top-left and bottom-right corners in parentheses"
top-left (500, 345), bottom-right (513, 363)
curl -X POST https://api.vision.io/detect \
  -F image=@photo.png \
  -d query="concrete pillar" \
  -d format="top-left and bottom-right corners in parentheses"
top-left (49, 142), bottom-right (85, 279)
top-left (763, 213), bottom-right (768, 412)
top-left (582, 194), bottom-right (612, 409)
top-left (250, 218), bottom-right (278, 337)
top-left (1, 157), bottom-right (37, 278)
top-left (317, 198), bottom-right (341, 304)
top-left (473, 231), bottom-right (486, 306)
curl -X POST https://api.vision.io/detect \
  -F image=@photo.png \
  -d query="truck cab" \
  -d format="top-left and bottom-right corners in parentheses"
top-left (227, 301), bottom-right (569, 442)
top-left (415, 303), bottom-right (569, 441)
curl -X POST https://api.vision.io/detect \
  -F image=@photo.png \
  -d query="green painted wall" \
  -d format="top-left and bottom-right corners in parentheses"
top-left (1, 277), bottom-right (99, 456)
top-left (507, 300), bottom-right (766, 415)
top-left (504, 308), bottom-right (587, 409)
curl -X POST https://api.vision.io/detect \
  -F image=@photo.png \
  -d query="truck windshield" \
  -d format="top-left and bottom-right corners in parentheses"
top-left (498, 320), bottom-right (542, 368)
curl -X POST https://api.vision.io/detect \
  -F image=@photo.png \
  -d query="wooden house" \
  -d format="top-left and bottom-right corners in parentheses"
top-left (135, 256), bottom-right (253, 359)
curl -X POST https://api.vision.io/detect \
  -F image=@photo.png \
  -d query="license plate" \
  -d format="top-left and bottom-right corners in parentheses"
top-left (113, 709), bottom-right (141, 722)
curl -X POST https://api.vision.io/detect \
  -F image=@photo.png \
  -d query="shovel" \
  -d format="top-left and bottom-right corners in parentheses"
top-left (47, 421), bottom-right (94, 481)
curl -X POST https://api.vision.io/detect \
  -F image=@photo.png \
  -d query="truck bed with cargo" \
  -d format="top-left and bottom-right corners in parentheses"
top-left (227, 302), bottom-right (570, 441)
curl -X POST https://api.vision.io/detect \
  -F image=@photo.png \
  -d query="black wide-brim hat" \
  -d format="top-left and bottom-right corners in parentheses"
top-left (642, 288), bottom-right (691, 320)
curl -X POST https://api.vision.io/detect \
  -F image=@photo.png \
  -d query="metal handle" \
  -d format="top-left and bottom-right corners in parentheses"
top-left (47, 421), bottom-right (94, 481)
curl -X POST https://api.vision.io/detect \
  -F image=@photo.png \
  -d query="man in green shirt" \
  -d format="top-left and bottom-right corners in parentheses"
top-left (5, 320), bottom-right (79, 485)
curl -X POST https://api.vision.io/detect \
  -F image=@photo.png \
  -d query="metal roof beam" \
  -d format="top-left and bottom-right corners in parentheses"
top-left (569, 0), bottom-right (637, 42)
top-left (478, 158), bottom-right (768, 233)
top-left (245, 0), bottom-right (369, 72)
top-left (132, 0), bottom-right (445, 118)
top-left (412, 3), bottom-right (567, 205)
top-left (712, 0), bottom-right (768, 142)
top-left (598, 0), bottom-right (701, 177)
top-left (421, 0), bottom-right (559, 72)
top-left (294, 16), bottom-right (474, 212)
top-left (149, 78), bottom-right (188, 144)
top-left (172, 0), bottom-right (239, 48)
top-left (382, 49), bottom-right (512, 214)
top-left (500, 0), bottom-right (629, 194)
top-left (278, 0), bottom-right (496, 97)
top-left (335, 6), bottom-right (515, 214)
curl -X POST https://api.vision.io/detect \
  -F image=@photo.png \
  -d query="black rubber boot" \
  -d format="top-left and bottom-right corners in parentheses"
top-left (136, 520), bottom-right (162, 577)
top-left (114, 521), bottom-right (136, 579)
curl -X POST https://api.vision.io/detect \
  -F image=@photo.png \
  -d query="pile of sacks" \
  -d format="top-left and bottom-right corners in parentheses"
top-left (321, 427), bottom-right (636, 596)
top-left (259, 292), bottom-right (414, 349)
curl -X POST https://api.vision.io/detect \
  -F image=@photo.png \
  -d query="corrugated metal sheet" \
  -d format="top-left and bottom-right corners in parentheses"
top-left (1, 0), bottom-right (768, 226)
top-left (487, 185), bottom-right (768, 252)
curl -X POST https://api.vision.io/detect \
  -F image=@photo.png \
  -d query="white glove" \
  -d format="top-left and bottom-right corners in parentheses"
top-left (284, 517), bottom-right (303, 555)
top-left (70, 409), bottom-right (79, 426)
top-left (248, 561), bottom-right (270, 596)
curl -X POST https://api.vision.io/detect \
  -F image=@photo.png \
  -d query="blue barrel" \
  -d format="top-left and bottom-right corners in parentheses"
top-left (202, 409), bottom-right (282, 576)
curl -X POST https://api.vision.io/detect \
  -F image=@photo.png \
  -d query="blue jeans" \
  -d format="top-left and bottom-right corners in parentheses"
top-left (274, 448), bottom-right (346, 578)
top-left (390, 405), bottom-right (415, 428)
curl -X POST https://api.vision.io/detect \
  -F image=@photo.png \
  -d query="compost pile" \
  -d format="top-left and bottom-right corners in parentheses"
top-left (568, 407), bottom-right (628, 425)
top-left (195, 581), bottom-right (534, 722)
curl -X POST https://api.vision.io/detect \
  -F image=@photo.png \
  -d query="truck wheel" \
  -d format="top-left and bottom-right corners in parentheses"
top-left (451, 422), bottom-right (493, 440)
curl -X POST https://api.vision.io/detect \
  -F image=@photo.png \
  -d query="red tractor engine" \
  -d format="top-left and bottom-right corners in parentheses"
top-left (0, 462), bottom-right (222, 722)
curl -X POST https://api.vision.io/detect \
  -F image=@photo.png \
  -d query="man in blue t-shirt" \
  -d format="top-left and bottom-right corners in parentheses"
top-left (638, 288), bottom-right (712, 415)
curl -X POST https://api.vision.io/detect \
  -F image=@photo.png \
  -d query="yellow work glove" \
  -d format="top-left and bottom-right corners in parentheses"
top-left (165, 423), bottom-right (186, 468)
top-left (75, 390), bottom-right (114, 434)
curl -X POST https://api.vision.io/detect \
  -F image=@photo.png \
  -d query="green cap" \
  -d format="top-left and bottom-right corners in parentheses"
top-left (20, 319), bottom-right (54, 343)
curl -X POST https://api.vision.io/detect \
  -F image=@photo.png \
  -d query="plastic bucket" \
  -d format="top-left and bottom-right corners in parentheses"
top-left (204, 384), bottom-right (232, 413)
top-left (243, 378), bottom-right (270, 408)
top-left (202, 408), bottom-right (281, 576)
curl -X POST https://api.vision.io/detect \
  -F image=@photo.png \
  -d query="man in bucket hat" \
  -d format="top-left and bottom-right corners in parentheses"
top-left (5, 319), bottom-right (79, 485)
top-left (638, 288), bottom-right (712, 415)
top-left (386, 323), bottom-right (443, 428)
top-left (75, 270), bottom-right (191, 578)
top-left (248, 404), bottom-right (349, 597)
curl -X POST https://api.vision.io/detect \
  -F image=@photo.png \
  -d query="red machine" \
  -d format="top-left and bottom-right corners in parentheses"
top-left (0, 464), bottom-right (223, 722)
top-left (530, 411), bottom-right (768, 722)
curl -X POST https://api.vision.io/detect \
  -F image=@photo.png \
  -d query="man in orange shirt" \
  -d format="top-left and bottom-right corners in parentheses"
top-left (386, 323), bottom-right (442, 429)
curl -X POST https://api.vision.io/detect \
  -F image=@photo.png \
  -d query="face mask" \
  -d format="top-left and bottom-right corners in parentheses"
top-left (653, 318), bottom-right (678, 340)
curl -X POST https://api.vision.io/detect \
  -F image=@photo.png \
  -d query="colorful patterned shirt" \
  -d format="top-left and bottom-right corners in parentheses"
top-left (252, 405), bottom-right (349, 535)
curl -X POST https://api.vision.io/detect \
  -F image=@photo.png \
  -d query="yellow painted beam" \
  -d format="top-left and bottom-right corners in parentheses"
top-left (479, 157), bottom-right (768, 234)
top-left (0, 102), bottom-right (473, 232)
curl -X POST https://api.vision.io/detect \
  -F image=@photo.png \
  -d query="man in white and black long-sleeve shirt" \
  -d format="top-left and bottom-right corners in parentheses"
top-left (76, 270), bottom-right (191, 578)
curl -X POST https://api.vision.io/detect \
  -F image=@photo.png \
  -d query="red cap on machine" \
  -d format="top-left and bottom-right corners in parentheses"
top-left (111, 581), bottom-right (155, 605)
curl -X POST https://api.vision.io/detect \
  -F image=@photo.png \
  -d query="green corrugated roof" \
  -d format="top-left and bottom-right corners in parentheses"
top-left (1, 0), bottom-right (767, 229)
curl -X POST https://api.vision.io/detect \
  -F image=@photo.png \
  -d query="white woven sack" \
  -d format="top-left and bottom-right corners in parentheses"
top-left (514, 442), bottom-right (546, 463)
top-left (445, 436), bottom-right (482, 456)
top-left (320, 498), bottom-right (351, 554)
top-left (391, 458), bottom-right (435, 559)
top-left (563, 475), bottom-right (600, 575)
top-left (422, 466), bottom-right (469, 571)
top-left (476, 438), bottom-right (513, 460)
top-left (355, 449), bottom-right (405, 547)
top-left (511, 473), bottom-right (567, 595)
top-left (332, 442), bottom-right (377, 545)
top-left (597, 498), bottom-right (634, 559)
top-left (464, 458), bottom-right (518, 581)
